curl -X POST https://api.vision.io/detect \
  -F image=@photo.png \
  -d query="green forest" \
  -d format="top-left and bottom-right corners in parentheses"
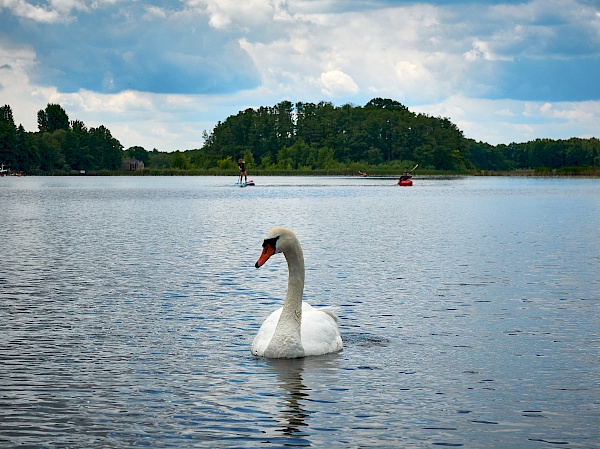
top-left (1, 99), bottom-right (599, 176)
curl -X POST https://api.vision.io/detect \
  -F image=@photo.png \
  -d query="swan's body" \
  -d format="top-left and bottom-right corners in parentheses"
top-left (252, 228), bottom-right (343, 358)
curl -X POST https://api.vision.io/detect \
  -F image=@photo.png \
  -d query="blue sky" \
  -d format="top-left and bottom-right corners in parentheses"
top-left (1, 0), bottom-right (599, 151)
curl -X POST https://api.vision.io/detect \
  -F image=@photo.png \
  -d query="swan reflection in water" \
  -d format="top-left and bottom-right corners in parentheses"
top-left (264, 353), bottom-right (341, 445)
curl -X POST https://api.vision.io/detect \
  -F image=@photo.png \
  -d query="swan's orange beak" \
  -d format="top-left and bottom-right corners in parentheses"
top-left (255, 244), bottom-right (276, 268)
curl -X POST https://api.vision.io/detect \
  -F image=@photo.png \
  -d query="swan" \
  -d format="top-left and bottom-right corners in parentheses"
top-left (252, 228), bottom-right (343, 358)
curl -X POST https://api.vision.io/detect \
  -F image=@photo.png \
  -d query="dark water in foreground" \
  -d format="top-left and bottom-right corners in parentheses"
top-left (1, 176), bottom-right (599, 448)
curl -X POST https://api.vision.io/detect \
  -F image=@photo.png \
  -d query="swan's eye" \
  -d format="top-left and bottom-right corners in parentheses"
top-left (262, 236), bottom-right (279, 249)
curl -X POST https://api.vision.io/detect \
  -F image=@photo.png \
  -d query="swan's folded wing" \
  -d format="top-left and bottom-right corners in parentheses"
top-left (300, 307), bottom-right (343, 356)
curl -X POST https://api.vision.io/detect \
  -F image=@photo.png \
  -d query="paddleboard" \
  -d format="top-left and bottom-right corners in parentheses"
top-left (234, 180), bottom-right (255, 187)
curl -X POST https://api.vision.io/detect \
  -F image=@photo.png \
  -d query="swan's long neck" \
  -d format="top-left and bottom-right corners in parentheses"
top-left (281, 245), bottom-right (304, 323)
top-left (265, 239), bottom-right (305, 358)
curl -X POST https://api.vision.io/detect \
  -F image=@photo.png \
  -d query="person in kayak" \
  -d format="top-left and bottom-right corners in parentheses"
top-left (399, 170), bottom-right (412, 182)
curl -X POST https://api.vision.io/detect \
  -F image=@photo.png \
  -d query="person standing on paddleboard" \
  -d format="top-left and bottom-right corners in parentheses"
top-left (238, 158), bottom-right (247, 184)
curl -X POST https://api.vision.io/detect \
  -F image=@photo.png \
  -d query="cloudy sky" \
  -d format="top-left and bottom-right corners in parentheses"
top-left (1, 0), bottom-right (599, 151)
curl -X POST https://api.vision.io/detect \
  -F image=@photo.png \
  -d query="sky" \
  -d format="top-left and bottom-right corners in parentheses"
top-left (1, 0), bottom-right (599, 152)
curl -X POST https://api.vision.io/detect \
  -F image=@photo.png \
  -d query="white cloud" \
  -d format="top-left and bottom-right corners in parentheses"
top-left (186, 0), bottom-right (287, 30)
top-left (320, 70), bottom-right (358, 97)
top-left (143, 5), bottom-right (167, 20)
top-left (0, 38), bottom-right (53, 129)
top-left (463, 39), bottom-right (512, 62)
top-left (1, 0), bottom-right (62, 23)
top-left (1, 0), bottom-right (599, 151)
top-left (0, 0), bottom-right (91, 23)
top-left (237, 5), bottom-right (464, 103)
top-left (414, 95), bottom-right (600, 144)
top-left (524, 101), bottom-right (600, 126)
top-left (49, 0), bottom-right (89, 14)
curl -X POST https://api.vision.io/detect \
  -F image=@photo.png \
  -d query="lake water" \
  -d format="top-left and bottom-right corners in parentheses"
top-left (1, 175), bottom-right (599, 448)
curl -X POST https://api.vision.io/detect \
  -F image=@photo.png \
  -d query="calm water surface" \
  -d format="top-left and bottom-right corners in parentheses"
top-left (1, 176), bottom-right (599, 448)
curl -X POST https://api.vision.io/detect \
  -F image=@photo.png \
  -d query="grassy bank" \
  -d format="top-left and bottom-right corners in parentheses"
top-left (61, 165), bottom-right (600, 177)
top-left (474, 166), bottom-right (600, 177)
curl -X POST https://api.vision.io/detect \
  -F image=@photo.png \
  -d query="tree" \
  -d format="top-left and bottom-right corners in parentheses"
top-left (15, 125), bottom-right (38, 172)
top-left (274, 100), bottom-right (294, 148)
top-left (467, 140), bottom-right (512, 170)
top-left (1, 104), bottom-right (15, 124)
top-left (126, 146), bottom-right (150, 165)
top-left (88, 125), bottom-right (123, 170)
top-left (366, 147), bottom-right (383, 165)
top-left (317, 147), bottom-right (335, 170)
top-left (38, 104), bottom-right (70, 133)
top-left (0, 105), bottom-right (17, 167)
top-left (243, 149), bottom-right (255, 170)
top-left (216, 155), bottom-right (236, 170)
top-left (365, 98), bottom-right (408, 112)
top-left (149, 149), bottom-right (172, 169)
top-left (171, 151), bottom-right (191, 169)
top-left (38, 130), bottom-right (66, 172)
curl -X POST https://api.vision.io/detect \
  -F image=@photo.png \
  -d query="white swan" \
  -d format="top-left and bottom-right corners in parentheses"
top-left (252, 228), bottom-right (343, 359)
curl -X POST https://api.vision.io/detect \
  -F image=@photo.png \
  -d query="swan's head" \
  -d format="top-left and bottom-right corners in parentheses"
top-left (255, 227), bottom-right (298, 268)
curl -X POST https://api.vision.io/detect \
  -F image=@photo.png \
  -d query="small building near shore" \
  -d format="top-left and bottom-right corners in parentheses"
top-left (122, 159), bottom-right (145, 171)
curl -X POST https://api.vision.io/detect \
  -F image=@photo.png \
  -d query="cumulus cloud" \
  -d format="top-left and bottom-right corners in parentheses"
top-left (320, 70), bottom-right (359, 96)
top-left (5, 2), bottom-right (262, 95)
top-left (0, 0), bottom-right (92, 23)
top-left (186, 0), bottom-right (289, 30)
top-left (143, 5), bottom-right (167, 20)
top-left (3, 0), bottom-right (599, 101)
top-left (463, 39), bottom-right (513, 62)
top-left (0, 0), bottom-right (63, 23)
top-left (415, 95), bottom-right (600, 144)
top-left (1, 0), bottom-right (599, 150)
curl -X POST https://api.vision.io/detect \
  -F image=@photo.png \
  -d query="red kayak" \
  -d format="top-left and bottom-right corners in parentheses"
top-left (398, 179), bottom-right (413, 186)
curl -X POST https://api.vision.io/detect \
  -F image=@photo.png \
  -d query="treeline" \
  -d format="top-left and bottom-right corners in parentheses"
top-left (1, 104), bottom-right (123, 174)
top-left (1, 100), bottom-right (599, 175)
top-left (200, 98), bottom-right (466, 171)
top-left (468, 138), bottom-right (600, 171)
top-left (188, 98), bottom-right (600, 172)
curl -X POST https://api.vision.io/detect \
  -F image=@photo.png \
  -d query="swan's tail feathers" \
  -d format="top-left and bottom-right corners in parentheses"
top-left (320, 307), bottom-right (340, 322)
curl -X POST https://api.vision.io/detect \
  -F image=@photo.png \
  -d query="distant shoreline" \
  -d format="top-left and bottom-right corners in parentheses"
top-left (5, 167), bottom-right (599, 178)
top-left (47, 168), bottom-right (600, 179)
top-left (83, 167), bottom-right (600, 177)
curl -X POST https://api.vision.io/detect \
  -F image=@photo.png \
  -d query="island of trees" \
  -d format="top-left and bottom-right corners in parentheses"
top-left (1, 99), bottom-right (599, 176)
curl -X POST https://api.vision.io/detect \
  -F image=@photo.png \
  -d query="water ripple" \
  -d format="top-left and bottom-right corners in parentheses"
top-left (1, 176), bottom-right (599, 448)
